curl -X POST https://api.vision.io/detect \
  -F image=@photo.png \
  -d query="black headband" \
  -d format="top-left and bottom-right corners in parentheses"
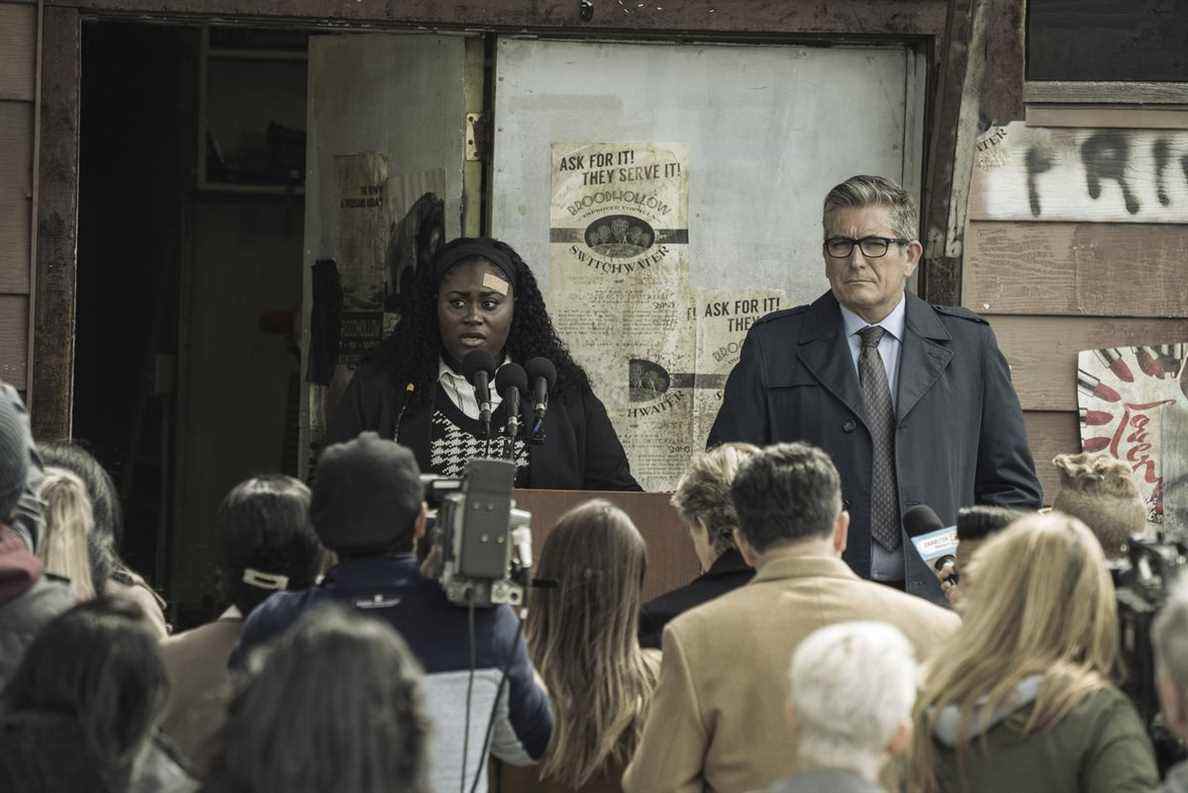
top-left (431, 241), bottom-right (518, 293)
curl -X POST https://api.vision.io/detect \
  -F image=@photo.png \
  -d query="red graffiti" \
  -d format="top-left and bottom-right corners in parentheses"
top-left (1108, 400), bottom-right (1175, 485)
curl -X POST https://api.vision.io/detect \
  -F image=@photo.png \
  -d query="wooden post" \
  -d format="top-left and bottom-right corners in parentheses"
top-left (33, 6), bottom-right (80, 440)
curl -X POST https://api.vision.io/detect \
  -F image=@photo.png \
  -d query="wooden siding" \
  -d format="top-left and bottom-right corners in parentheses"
top-left (0, 100), bottom-right (32, 294)
top-left (0, 294), bottom-right (27, 388)
top-left (965, 222), bottom-right (1188, 318)
top-left (0, 4), bottom-right (35, 102)
top-left (0, 0), bottom-right (34, 400)
top-left (965, 118), bottom-right (1188, 506)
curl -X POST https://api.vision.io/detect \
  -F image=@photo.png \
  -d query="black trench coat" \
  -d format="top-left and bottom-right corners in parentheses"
top-left (708, 290), bottom-right (1042, 604)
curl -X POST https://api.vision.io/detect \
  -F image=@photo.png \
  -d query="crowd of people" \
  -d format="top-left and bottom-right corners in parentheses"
top-left (0, 372), bottom-right (1185, 793)
top-left (0, 173), bottom-right (1184, 793)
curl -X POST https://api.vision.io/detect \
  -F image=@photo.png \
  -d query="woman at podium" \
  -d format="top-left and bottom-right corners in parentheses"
top-left (330, 237), bottom-right (640, 491)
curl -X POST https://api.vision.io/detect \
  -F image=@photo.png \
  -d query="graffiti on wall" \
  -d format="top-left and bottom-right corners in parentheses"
top-left (971, 122), bottom-right (1188, 223)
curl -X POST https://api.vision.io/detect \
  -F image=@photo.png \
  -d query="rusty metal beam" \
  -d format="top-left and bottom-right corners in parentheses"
top-left (32, 5), bottom-right (79, 440)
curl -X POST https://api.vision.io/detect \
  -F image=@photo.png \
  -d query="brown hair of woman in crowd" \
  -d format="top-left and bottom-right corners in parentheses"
top-left (910, 512), bottom-right (1119, 792)
top-left (526, 499), bottom-right (659, 789)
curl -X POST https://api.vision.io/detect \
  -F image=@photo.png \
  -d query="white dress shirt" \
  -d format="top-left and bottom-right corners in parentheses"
top-left (437, 357), bottom-right (505, 420)
top-left (838, 296), bottom-right (906, 581)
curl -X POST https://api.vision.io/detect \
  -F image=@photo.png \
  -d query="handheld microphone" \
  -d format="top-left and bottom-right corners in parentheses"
top-left (461, 350), bottom-right (497, 438)
top-left (524, 357), bottom-right (557, 425)
top-left (494, 363), bottom-right (528, 456)
top-left (903, 504), bottom-right (958, 578)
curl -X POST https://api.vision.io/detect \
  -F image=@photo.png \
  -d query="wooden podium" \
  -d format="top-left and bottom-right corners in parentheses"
top-left (513, 489), bottom-right (701, 601)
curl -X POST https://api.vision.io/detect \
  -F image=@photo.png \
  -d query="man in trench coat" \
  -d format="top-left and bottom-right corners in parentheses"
top-left (708, 175), bottom-right (1043, 604)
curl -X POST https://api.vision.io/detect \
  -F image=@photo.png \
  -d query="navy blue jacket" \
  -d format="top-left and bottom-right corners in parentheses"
top-left (233, 555), bottom-right (553, 793)
top-left (708, 291), bottom-right (1042, 604)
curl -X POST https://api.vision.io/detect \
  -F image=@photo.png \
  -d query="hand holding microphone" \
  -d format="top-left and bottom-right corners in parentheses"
top-left (903, 504), bottom-right (963, 605)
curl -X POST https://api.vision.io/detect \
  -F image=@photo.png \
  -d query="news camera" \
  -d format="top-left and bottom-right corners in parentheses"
top-left (421, 458), bottom-right (533, 609)
top-left (1114, 529), bottom-right (1188, 770)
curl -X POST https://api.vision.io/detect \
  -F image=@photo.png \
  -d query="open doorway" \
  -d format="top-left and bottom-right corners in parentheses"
top-left (76, 21), bottom-right (306, 627)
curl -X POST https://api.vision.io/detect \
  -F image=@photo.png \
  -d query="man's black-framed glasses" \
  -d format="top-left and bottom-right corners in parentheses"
top-left (824, 236), bottom-right (911, 259)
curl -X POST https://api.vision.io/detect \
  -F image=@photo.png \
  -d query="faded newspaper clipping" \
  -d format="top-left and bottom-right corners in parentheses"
top-left (549, 142), bottom-right (784, 490)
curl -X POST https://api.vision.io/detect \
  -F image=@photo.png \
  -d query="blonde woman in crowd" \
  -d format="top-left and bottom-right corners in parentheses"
top-left (639, 442), bottom-right (758, 648)
top-left (37, 468), bottom-right (97, 601)
top-left (512, 500), bottom-right (659, 793)
top-left (912, 512), bottom-right (1158, 793)
top-left (40, 441), bottom-right (170, 636)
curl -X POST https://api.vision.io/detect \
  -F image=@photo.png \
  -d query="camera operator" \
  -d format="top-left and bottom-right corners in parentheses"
top-left (1154, 577), bottom-right (1188, 792)
top-left (230, 432), bottom-right (552, 793)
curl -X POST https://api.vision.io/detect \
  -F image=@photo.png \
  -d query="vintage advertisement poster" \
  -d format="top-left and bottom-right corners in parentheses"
top-left (333, 153), bottom-right (447, 368)
top-left (549, 143), bottom-right (693, 491)
top-left (334, 153), bottom-right (391, 366)
top-left (692, 289), bottom-right (786, 447)
top-left (1076, 344), bottom-right (1188, 528)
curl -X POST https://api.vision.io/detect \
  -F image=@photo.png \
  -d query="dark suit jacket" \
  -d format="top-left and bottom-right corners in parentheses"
top-left (707, 291), bottom-right (1042, 603)
top-left (637, 548), bottom-right (753, 649)
top-left (330, 362), bottom-right (640, 491)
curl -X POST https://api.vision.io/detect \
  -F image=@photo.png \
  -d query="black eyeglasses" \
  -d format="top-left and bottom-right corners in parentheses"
top-left (824, 236), bottom-right (911, 259)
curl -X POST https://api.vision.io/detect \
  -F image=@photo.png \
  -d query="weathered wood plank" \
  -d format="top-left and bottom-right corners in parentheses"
top-left (992, 315), bottom-right (1188, 411)
top-left (0, 294), bottom-right (28, 389)
top-left (32, 7), bottom-right (79, 440)
top-left (1026, 105), bottom-right (1188, 130)
top-left (964, 221), bottom-right (1188, 317)
top-left (53, 0), bottom-right (947, 36)
top-left (0, 101), bottom-right (33, 294)
top-left (983, 0), bottom-right (1024, 125)
top-left (920, 0), bottom-right (977, 305)
top-left (0, 5), bottom-right (35, 102)
top-left (969, 121), bottom-right (1188, 223)
top-left (1024, 409), bottom-right (1079, 505)
top-left (1024, 82), bottom-right (1188, 105)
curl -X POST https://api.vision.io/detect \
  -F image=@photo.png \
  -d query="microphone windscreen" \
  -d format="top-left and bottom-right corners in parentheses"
top-left (525, 357), bottom-right (557, 389)
top-left (461, 350), bottom-right (497, 385)
top-left (495, 363), bottom-right (529, 395)
top-left (902, 504), bottom-right (944, 538)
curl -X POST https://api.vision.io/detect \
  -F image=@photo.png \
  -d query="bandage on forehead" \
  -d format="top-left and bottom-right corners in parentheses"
top-left (431, 240), bottom-right (518, 293)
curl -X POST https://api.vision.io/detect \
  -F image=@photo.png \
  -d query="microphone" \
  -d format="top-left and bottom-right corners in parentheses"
top-left (494, 363), bottom-right (528, 456)
top-left (461, 350), bottom-right (497, 438)
top-left (903, 504), bottom-right (957, 580)
top-left (524, 357), bottom-right (557, 426)
top-left (903, 504), bottom-right (944, 537)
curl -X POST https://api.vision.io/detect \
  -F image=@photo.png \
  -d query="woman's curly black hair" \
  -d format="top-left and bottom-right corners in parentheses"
top-left (369, 237), bottom-right (589, 407)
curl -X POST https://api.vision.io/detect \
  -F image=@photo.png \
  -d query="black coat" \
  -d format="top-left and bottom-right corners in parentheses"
top-left (329, 362), bottom-right (641, 491)
top-left (708, 291), bottom-right (1042, 604)
top-left (637, 547), bottom-right (753, 649)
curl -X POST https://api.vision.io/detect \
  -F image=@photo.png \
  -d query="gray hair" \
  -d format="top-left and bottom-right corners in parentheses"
top-left (823, 175), bottom-right (919, 242)
top-left (790, 621), bottom-right (919, 780)
top-left (1154, 574), bottom-right (1188, 694)
top-left (670, 443), bottom-right (759, 556)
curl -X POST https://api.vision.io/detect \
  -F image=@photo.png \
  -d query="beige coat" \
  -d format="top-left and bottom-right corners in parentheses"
top-left (622, 555), bottom-right (960, 793)
top-left (159, 607), bottom-right (242, 776)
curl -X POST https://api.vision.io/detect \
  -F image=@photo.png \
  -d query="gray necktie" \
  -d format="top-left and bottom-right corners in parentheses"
top-left (858, 326), bottom-right (901, 551)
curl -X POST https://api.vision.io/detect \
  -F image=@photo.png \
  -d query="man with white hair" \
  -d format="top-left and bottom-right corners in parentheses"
top-left (768, 621), bottom-right (918, 793)
top-left (1154, 577), bottom-right (1188, 792)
